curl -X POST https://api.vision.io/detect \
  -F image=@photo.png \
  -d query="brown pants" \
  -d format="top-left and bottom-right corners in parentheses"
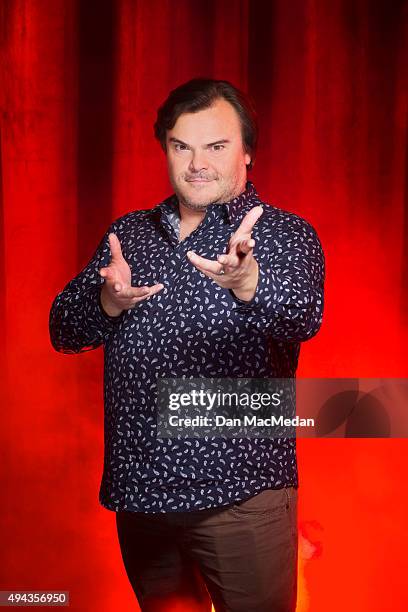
top-left (115, 486), bottom-right (298, 612)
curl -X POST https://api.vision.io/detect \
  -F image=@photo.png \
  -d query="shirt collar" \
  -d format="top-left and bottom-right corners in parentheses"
top-left (223, 180), bottom-right (261, 224)
top-left (156, 180), bottom-right (261, 226)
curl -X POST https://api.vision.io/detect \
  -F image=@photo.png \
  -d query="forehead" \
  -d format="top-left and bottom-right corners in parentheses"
top-left (167, 98), bottom-right (242, 142)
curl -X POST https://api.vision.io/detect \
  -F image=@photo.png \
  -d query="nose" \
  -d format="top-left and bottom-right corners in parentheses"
top-left (188, 150), bottom-right (209, 173)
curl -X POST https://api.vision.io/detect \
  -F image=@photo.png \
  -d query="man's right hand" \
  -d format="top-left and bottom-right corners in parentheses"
top-left (99, 233), bottom-right (164, 317)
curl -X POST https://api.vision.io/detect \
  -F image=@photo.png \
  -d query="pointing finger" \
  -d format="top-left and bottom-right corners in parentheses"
top-left (234, 205), bottom-right (263, 237)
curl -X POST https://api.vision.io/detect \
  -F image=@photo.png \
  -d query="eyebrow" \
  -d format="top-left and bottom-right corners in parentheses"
top-left (168, 137), bottom-right (230, 147)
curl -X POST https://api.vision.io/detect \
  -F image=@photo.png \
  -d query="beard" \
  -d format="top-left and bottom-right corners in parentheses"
top-left (178, 196), bottom-right (215, 211)
top-left (174, 174), bottom-right (225, 211)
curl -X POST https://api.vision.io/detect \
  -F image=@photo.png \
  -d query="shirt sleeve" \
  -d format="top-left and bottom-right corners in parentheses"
top-left (229, 215), bottom-right (325, 342)
top-left (49, 224), bottom-right (124, 354)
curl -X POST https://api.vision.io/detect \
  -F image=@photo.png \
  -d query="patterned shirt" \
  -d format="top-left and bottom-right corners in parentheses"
top-left (49, 181), bottom-right (325, 513)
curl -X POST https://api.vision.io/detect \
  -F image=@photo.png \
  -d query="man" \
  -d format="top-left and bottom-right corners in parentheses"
top-left (49, 78), bottom-right (325, 612)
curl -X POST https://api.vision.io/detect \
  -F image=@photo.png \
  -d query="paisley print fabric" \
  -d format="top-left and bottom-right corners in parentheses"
top-left (49, 181), bottom-right (325, 513)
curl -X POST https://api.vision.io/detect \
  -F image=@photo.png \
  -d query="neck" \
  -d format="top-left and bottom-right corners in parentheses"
top-left (178, 201), bottom-right (206, 224)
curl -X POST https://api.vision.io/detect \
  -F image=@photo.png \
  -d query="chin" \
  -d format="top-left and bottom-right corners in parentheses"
top-left (184, 197), bottom-right (213, 210)
top-left (177, 182), bottom-right (221, 207)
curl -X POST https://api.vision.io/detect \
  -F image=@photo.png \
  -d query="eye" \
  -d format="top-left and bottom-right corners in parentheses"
top-left (174, 143), bottom-right (188, 151)
top-left (211, 144), bottom-right (225, 152)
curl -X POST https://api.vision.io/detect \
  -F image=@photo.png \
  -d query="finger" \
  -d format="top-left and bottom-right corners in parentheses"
top-left (233, 205), bottom-right (263, 238)
top-left (148, 283), bottom-right (165, 295)
top-left (109, 283), bottom-right (146, 296)
top-left (129, 283), bottom-right (164, 304)
top-left (228, 232), bottom-right (248, 252)
top-left (236, 238), bottom-right (256, 256)
top-left (217, 253), bottom-right (241, 268)
top-left (108, 232), bottom-right (125, 262)
top-left (191, 260), bottom-right (226, 283)
top-left (121, 284), bottom-right (164, 299)
top-left (99, 267), bottom-right (117, 282)
top-left (187, 250), bottom-right (224, 275)
top-left (228, 232), bottom-right (253, 253)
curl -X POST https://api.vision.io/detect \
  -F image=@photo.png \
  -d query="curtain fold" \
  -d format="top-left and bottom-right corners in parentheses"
top-left (1, 1), bottom-right (407, 610)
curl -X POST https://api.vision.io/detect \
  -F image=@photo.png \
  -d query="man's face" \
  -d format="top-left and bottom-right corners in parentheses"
top-left (165, 97), bottom-right (251, 211)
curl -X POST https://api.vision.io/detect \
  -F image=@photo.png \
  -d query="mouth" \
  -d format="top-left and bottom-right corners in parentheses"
top-left (186, 178), bottom-right (213, 183)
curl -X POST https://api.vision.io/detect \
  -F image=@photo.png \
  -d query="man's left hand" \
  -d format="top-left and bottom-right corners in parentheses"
top-left (187, 205), bottom-right (263, 302)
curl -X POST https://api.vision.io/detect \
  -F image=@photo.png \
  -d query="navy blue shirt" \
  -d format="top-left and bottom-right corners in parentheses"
top-left (49, 181), bottom-right (325, 513)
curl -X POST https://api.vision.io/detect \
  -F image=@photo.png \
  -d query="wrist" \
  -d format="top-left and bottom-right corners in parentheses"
top-left (231, 260), bottom-right (259, 302)
top-left (100, 285), bottom-right (123, 318)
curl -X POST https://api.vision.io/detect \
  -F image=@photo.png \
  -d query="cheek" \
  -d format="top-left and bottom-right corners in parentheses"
top-left (223, 150), bottom-right (245, 171)
top-left (167, 156), bottom-right (181, 177)
top-left (168, 155), bottom-right (189, 175)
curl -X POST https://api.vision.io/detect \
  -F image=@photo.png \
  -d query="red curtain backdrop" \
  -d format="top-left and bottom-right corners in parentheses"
top-left (1, 0), bottom-right (408, 610)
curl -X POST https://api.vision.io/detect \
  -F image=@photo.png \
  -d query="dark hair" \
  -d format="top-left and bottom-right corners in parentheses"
top-left (154, 78), bottom-right (258, 170)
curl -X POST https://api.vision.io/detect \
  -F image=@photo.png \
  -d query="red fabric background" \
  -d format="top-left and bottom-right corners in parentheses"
top-left (1, 0), bottom-right (408, 610)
